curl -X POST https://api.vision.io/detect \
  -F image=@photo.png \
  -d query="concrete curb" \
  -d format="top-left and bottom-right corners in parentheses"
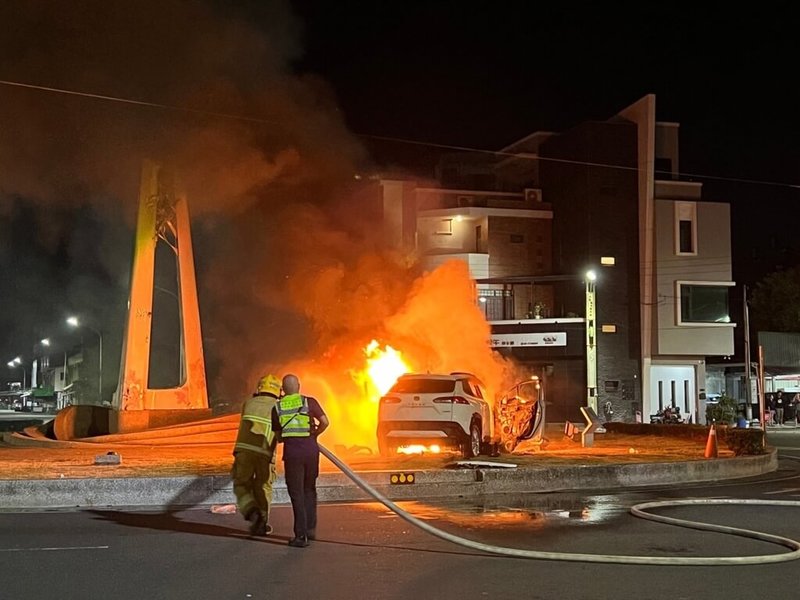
top-left (0, 450), bottom-right (777, 511)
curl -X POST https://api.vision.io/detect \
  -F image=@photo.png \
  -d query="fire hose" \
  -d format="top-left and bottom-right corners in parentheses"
top-left (320, 445), bottom-right (800, 565)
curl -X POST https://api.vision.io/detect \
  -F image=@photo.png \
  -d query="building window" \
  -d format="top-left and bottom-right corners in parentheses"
top-left (675, 202), bottom-right (697, 255)
top-left (677, 282), bottom-right (733, 325)
top-left (655, 157), bottom-right (673, 176)
top-left (679, 220), bottom-right (693, 252)
top-left (435, 219), bottom-right (453, 235)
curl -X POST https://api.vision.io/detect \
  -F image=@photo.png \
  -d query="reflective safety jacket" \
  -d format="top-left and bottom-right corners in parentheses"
top-left (234, 393), bottom-right (278, 457)
top-left (276, 393), bottom-right (311, 438)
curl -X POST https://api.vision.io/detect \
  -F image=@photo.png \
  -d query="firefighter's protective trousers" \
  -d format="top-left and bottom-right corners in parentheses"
top-left (232, 393), bottom-right (278, 521)
top-left (231, 450), bottom-right (277, 521)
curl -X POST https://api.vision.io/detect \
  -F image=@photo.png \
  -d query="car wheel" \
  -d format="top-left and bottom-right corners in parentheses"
top-left (462, 421), bottom-right (481, 458)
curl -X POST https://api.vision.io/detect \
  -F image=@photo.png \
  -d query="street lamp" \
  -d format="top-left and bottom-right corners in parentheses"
top-left (32, 338), bottom-right (53, 388)
top-left (585, 270), bottom-right (598, 414)
top-left (67, 316), bottom-right (103, 403)
top-left (6, 357), bottom-right (26, 389)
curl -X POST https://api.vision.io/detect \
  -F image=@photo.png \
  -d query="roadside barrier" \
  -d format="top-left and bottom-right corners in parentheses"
top-left (704, 423), bottom-right (719, 458)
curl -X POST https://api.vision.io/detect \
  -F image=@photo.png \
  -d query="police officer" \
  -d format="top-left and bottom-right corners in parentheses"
top-left (232, 374), bottom-right (281, 536)
top-left (272, 373), bottom-right (329, 547)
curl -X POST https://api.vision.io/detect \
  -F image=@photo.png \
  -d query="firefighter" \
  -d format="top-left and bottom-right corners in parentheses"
top-left (272, 373), bottom-right (329, 547)
top-left (232, 374), bottom-right (281, 536)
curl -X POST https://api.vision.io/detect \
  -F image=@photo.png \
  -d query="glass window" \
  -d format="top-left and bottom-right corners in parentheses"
top-left (435, 219), bottom-right (453, 235)
top-left (679, 220), bottom-right (693, 253)
top-left (675, 202), bottom-right (697, 255)
top-left (464, 380), bottom-right (484, 399)
top-left (679, 284), bottom-right (730, 323)
top-left (390, 378), bottom-right (455, 394)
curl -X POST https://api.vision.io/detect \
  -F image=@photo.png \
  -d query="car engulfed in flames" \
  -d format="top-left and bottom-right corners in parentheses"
top-left (357, 341), bottom-right (544, 457)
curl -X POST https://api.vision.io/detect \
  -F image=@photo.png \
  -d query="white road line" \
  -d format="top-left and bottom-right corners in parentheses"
top-left (0, 545), bottom-right (109, 552)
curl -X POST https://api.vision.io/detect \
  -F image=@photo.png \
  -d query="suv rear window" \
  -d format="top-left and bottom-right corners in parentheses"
top-left (463, 380), bottom-right (484, 398)
top-left (389, 379), bottom-right (456, 394)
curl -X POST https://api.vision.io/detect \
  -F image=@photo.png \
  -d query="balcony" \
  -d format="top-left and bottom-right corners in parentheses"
top-left (422, 253), bottom-right (489, 279)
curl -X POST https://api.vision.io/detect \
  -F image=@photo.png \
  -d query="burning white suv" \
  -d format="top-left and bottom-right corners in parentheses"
top-left (377, 372), bottom-right (494, 458)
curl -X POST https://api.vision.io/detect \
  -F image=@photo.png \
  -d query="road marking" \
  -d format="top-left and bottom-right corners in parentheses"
top-left (0, 545), bottom-right (109, 553)
top-left (763, 488), bottom-right (800, 495)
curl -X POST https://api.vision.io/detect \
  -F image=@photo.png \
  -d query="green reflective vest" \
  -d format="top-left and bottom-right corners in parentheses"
top-left (276, 393), bottom-right (311, 438)
top-left (234, 393), bottom-right (278, 457)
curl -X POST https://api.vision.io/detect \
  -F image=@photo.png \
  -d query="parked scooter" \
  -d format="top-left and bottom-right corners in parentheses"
top-left (650, 406), bottom-right (684, 424)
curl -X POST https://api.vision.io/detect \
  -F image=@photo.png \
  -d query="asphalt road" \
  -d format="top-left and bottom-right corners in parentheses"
top-left (1, 434), bottom-right (799, 600)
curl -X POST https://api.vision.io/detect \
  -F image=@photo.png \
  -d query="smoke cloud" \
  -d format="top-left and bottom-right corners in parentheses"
top-left (0, 1), bottom-right (524, 449)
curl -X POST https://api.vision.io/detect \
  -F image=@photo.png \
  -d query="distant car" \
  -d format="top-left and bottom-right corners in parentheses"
top-left (376, 372), bottom-right (493, 458)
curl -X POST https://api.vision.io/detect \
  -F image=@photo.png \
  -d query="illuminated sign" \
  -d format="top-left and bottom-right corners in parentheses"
top-left (490, 332), bottom-right (567, 348)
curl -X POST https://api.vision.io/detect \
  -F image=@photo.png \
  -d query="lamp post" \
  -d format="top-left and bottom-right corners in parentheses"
top-left (32, 338), bottom-right (51, 389)
top-left (585, 270), bottom-right (598, 414)
top-left (6, 357), bottom-right (26, 390)
top-left (67, 316), bottom-right (103, 403)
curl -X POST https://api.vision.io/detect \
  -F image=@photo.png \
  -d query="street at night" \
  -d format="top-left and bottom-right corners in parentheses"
top-left (2, 3), bottom-right (799, 600)
top-left (2, 435), bottom-right (800, 600)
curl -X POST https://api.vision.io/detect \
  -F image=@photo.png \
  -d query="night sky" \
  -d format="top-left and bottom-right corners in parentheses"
top-left (285, 1), bottom-right (798, 275)
top-left (1, 1), bottom-right (797, 391)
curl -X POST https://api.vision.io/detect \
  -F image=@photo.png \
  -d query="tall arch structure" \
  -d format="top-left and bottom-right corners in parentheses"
top-left (111, 160), bottom-right (210, 432)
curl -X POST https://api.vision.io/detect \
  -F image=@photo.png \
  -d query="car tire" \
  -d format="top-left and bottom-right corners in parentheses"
top-left (462, 420), bottom-right (481, 458)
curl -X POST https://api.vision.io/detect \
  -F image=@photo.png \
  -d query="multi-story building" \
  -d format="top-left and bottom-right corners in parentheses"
top-left (379, 94), bottom-right (735, 424)
top-left (539, 95), bottom-right (734, 424)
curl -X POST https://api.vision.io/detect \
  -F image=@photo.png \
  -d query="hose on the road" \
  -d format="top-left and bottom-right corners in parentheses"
top-left (320, 444), bottom-right (800, 565)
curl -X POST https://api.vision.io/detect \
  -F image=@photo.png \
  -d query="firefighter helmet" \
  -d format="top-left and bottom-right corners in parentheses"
top-left (256, 374), bottom-right (281, 397)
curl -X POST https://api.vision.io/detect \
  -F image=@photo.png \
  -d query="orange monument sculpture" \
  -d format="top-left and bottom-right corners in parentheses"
top-left (110, 160), bottom-right (211, 433)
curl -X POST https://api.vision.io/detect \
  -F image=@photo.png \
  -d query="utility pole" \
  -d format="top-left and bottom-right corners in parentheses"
top-left (758, 344), bottom-right (766, 426)
top-left (585, 271), bottom-right (598, 414)
top-left (743, 284), bottom-right (753, 421)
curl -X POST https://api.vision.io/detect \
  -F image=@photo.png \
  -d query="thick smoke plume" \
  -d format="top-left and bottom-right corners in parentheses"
top-left (0, 0), bottom-right (367, 391)
top-left (0, 1), bottom-right (524, 449)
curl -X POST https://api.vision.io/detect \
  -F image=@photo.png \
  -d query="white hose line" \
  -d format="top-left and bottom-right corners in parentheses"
top-left (320, 445), bottom-right (800, 565)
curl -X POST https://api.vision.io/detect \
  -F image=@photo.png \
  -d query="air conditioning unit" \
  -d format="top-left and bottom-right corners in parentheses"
top-left (524, 188), bottom-right (540, 203)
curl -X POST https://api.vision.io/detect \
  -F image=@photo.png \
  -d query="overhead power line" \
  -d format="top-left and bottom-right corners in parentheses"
top-left (1, 78), bottom-right (798, 191)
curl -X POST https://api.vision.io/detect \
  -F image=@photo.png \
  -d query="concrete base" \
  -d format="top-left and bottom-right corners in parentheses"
top-left (53, 405), bottom-right (113, 441)
top-left (108, 409), bottom-right (213, 434)
top-left (0, 450), bottom-right (778, 511)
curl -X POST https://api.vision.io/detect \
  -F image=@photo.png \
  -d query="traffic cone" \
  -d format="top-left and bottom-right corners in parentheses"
top-left (704, 423), bottom-right (718, 459)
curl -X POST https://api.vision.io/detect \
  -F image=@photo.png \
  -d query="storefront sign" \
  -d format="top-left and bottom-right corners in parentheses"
top-left (490, 332), bottom-right (567, 348)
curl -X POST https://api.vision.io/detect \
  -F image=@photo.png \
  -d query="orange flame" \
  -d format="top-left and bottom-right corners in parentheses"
top-left (363, 339), bottom-right (410, 396)
top-left (397, 444), bottom-right (441, 455)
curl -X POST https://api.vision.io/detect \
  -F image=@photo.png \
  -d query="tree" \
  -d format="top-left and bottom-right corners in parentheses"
top-left (749, 266), bottom-right (800, 332)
